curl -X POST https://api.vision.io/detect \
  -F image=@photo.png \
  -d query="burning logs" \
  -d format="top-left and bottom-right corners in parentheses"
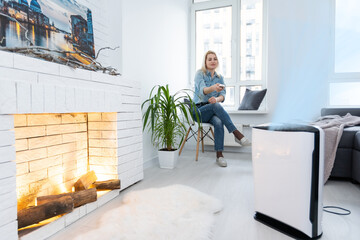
top-left (93, 179), bottom-right (121, 190)
top-left (18, 196), bottom-right (74, 229)
top-left (36, 188), bottom-right (97, 208)
top-left (17, 169), bottom-right (121, 229)
top-left (73, 171), bottom-right (98, 191)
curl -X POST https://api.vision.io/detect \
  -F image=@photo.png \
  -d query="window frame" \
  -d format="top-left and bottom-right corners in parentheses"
top-left (190, 0), bottom-right (268, 111)
top-left (329, 0), bottom-right (360, 107)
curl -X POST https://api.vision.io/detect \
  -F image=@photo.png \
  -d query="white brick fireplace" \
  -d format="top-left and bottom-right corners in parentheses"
top-left (0, 51), bottom-right (143, 239)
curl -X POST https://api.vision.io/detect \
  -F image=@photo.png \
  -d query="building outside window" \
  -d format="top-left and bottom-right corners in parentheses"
top-left (195, 5), bottom-right (232, 79)
top-left (330, 0), bottom-right (360, 106)
top-left (191, 0), bottom-right (267, 110)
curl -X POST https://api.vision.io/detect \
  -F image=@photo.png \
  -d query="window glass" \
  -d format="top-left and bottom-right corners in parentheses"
top-left (335, 0), bottom-right (360, 73)
top-left (240, 0), bottom-right (263, 81)
top-left (192, 0), bottom-right (265, 110)
top-left (222, 86), bottom-right (235, 106)
top-left (195, 6), bottom-right (232, 78)
top-left (329, 82), bottom-right (360, 105)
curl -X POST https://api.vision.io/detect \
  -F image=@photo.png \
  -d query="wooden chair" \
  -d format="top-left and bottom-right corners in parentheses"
top-left (179, 121), bottom-right (215, 161)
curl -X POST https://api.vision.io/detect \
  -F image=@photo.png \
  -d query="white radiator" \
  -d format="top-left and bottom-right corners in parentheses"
top-left (204, 123), bottom-right (248, 147)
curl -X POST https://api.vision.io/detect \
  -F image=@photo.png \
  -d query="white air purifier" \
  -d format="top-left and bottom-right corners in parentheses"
top-left (252, 123), bottom-right (324, 239)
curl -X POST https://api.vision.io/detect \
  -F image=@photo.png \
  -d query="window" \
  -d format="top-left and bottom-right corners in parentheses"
top-left (240, 0), bottom-right (263, 82)
top-left (191, 0), bottom-right (267, 110)
top-left (330, 82), bottom-right (360, 106)
top-left (330, 0), bottom-right (360, 106)
top-left (223, 86), bottom-right (235, 106)
top-left (334, 0), bottom-right (360, 73)
top-left (195, 6), bottom-right (232, 79)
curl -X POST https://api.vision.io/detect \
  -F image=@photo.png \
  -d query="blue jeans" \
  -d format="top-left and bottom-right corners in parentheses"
top-left (193, 103), bottom-right (237, 151)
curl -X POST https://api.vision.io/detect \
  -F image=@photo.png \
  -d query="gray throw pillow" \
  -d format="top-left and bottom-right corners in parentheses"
top-left (238, 88), bottom-right (267, 110)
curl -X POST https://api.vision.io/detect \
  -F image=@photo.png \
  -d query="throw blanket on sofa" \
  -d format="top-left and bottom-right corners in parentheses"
top-left (311, 113), bottom-right (360, 183)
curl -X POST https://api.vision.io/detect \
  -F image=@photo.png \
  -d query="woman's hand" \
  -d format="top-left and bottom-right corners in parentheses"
top-left (213, 83), bottom-right (224, 92)
top-left (208, 97), bottom-right (217, 104)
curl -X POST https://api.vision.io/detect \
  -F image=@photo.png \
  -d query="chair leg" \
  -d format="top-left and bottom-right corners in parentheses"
top-left (179, 127), bottom-right (191, 156)
top-left (201, 127), bottom-right (204, 153)
top-left (196, 127), bottom-right (201, 161)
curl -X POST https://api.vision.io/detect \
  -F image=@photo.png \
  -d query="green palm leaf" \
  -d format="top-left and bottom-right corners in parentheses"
top-left (141, 84), bottom-right (199, 151)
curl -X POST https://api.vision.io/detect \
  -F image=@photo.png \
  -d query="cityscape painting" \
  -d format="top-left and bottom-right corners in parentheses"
top-left (0, 0), bottom-right (95, 65)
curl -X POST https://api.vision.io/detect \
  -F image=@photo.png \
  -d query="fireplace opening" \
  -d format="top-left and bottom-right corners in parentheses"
top-left (14, 113), bottom-right (120, 235)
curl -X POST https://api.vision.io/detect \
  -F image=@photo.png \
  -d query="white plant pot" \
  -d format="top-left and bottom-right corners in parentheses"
top-left (158, 149), bottom-right (179, 169)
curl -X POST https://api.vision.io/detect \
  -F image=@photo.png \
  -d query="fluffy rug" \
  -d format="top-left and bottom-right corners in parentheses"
top-left (74, 185), bottom-right (223, 240)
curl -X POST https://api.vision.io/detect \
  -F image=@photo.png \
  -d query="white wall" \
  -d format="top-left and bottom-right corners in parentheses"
top-left (119, 0), bottom-right (191, 166)
top-left (230, 0), bottom-right (331, 127)
top-left (265, 0), bottom-right (331, 123)
top-left (107, 0), bottom-right (332, 161)
top-left (102, 0), bottom-right (123, 74)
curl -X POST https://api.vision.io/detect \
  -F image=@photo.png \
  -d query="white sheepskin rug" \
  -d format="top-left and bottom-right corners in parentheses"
top-left (74, 185), bottom-right (223, 240)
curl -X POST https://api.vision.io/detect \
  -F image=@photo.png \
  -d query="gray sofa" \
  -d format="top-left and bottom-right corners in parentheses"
top-left (321, 108), bottom-right (360, 183)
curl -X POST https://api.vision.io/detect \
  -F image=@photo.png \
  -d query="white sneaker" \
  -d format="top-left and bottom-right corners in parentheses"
top-left (235, 136), bottom-right (252, 146)
top-left (216, 157), bottom-right (227, 167)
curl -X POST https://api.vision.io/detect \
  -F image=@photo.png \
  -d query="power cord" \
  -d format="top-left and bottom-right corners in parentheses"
top-left (323, 206), bottom-right (351, 215)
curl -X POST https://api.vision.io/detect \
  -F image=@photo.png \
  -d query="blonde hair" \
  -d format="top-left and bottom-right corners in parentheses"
top-left (201, 50), bottom-right (220, 77)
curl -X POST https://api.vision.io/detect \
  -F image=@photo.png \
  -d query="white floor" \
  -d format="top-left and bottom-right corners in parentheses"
top-left (49, 150), bottom-right (360, 240)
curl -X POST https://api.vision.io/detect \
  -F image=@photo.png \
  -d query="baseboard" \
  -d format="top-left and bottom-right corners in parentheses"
top-left (143, 155), bottom-right (158, 169)
top-left (204, 145), bottom-right (252, 153)
top-left (183, 143), bottom-right (251, 153)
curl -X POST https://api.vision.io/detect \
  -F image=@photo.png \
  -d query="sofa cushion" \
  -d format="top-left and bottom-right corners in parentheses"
top-left (331, 148), bottom-right (353, 178)
top-left (338, 126), bottom-right (360, 148)
top-left (354, 131), bottom-right (360, 151)
top-left (352, 149), bottom-right (360, 183)
top-left (238, 88), bottom-right (267, 110)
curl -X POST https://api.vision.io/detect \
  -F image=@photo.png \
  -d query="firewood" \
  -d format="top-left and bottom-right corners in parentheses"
top-left (74, 171), bottom-right (98, 191)
top-left (93, 179), bottom-right (121, 190)
top-left (36, 188), bottom-right (97, 208)
top-left (18, 196), bottom-right (73, 229)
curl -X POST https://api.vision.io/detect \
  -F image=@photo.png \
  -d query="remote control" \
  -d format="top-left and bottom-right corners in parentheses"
top-left (219, 84), bottom-right (225, 88)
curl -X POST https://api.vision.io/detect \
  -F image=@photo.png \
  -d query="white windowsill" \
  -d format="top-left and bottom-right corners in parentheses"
top-left (226, 110), bottom-right (268, 114)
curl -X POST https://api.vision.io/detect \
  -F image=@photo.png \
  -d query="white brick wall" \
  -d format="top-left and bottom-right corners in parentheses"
top-left (14, 113), bottom-right (90, 209)
top-left (0, 80), bottom-right (16, 114)
top-left (0, 121), bottom-right (17, 240)
top-left (88, 112), bottom-right (119, 180)
top-left (0, 1), bottom-right (140, 238)
top-left (0, 62), bottom-right (140, 115)
top-left (0, 221), bottom-right (17, 240)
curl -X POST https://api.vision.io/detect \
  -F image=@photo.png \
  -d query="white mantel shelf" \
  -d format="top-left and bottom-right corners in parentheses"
top-left (0, 51), bottom-right (140, 115)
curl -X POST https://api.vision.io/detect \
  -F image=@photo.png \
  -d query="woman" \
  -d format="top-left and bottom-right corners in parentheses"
top-left (193, 50), bottom-right (251, 167)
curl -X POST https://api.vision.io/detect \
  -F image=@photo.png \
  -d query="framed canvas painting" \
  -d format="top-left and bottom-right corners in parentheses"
top-left (0, 0), bottom-right (95, 65)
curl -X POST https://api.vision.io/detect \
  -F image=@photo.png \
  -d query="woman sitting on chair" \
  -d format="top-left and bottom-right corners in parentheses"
top-left (193, 50), bottom-right (251, 167)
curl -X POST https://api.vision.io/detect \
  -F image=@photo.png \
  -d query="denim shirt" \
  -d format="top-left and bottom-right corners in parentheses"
top-left (193, 70), bottom-right (226, 104)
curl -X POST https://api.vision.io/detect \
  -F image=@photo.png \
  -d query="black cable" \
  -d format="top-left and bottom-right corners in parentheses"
top-left (323, 206), bottom-right (351, 215)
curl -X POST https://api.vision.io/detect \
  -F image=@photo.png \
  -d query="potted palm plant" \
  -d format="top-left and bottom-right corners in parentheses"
top-left (141, 85), bottom-right (198, 169)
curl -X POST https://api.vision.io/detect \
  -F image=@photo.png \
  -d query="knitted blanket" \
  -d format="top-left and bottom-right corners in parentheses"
top-left (311, 113), bottom-right (360, 184)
